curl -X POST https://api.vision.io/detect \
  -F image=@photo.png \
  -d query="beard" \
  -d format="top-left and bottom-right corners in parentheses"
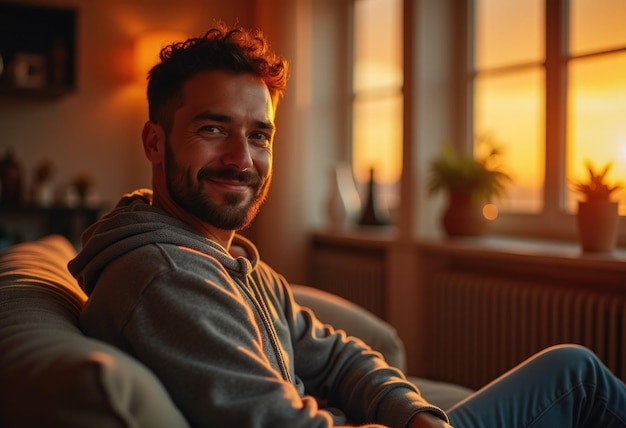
top-left (164, 142), bottom-right (271, 231)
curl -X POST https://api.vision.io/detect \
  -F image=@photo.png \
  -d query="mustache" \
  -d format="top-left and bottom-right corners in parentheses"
top-left (197, 167), bottom-right (261, 187)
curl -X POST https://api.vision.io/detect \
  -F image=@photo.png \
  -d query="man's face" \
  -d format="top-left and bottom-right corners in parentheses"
top-left (164, 70), bottom-right (275, 231)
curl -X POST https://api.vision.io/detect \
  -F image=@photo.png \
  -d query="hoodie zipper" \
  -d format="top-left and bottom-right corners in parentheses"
top-left (240, 275), bottom-right (293, 384)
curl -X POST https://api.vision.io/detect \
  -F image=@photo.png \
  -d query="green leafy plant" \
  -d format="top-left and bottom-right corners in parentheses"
top-left (428, 136), bottom-right (512, 204)
top-left (572, 161), bottom-right (622, 202)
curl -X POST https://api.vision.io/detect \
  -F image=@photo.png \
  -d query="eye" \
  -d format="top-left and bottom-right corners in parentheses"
top-left (195, 124), bottom-right (228, 140)
top-left (249, 132), bottom-right (271, 147)
top-left (198, 125), bottom-right (223, 135)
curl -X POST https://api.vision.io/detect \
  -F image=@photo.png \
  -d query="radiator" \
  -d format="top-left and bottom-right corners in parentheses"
top-left (427, 271), bottom-right (626, 390)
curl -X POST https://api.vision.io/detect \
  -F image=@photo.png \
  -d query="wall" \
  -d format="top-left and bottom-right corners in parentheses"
top-left (0, 0), bottom-right (252, 211)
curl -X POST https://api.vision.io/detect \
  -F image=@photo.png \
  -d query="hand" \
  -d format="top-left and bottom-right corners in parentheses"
top-left (407, 412), bottom-right (453, 428)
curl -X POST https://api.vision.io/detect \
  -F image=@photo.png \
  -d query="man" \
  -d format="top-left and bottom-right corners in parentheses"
top-left (69, 25), bottom-right (626, 428)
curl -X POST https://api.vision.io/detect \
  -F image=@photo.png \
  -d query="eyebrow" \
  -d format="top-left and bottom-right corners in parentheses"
top-left (194, 112), bottom-right (275, 132)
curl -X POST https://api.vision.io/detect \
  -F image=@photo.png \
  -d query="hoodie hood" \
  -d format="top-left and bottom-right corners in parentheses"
top-left (68, 188), bottom-right (259, 295)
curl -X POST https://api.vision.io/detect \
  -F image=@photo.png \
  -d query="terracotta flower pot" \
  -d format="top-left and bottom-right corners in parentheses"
top-left (442, 190), bottom-right (488, 237)
top-left (576, 200), bottom-right (619, 252)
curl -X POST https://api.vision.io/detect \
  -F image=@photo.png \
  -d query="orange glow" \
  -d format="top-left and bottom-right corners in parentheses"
top-left (134, 30), bottom-right (187, 80)
top-left (483, 203), bottom-right (499, 220)
top-left (352, 94), bottom-right (403, 184)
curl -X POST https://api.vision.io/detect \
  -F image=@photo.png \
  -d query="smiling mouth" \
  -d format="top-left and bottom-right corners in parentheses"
top-left (198, 168), bottom-right (259, 194)
top-left (207, 178), bottom-right (251, 193)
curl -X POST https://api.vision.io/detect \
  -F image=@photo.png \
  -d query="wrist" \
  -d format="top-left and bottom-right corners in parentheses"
top-left (407, 411), bottom-right (452, 428)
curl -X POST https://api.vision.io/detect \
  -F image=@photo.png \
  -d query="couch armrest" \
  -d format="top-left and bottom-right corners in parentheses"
top-left (291, 284), bottom-right (407, 372)
top-left (0, 236), bottom-right (189, 428)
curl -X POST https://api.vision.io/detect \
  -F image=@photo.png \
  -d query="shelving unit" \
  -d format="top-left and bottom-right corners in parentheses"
top-left (0, 205), bottom-right (100, 247)
top-left (0, 3), bottom-right (77, 98)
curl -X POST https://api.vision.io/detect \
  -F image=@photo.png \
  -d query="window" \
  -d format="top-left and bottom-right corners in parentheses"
top-left (472, 0), bottom-right (626, 240)
top-left (473, 0), bottom-right (545, 213)
top-left (351, 0), bottom-right (403, 212)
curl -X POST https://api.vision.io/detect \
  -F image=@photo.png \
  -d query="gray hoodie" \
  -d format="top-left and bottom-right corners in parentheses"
top-left (69, 189), bottom-right (447, 428)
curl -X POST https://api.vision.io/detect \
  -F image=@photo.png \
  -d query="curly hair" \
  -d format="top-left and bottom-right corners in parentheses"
top-left (146, 25), bottom-right (289, 133)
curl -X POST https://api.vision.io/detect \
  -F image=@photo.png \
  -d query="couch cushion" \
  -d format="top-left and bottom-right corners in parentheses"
top-left (0, 235), bottom-right (189, 428)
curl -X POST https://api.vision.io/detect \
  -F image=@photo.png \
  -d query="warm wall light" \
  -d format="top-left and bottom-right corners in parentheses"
top-left (134, 30), bottom-right (188, 80)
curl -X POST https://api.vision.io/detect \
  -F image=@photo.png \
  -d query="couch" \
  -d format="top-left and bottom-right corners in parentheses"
top-left (0, 235), bottom-right (472, 427)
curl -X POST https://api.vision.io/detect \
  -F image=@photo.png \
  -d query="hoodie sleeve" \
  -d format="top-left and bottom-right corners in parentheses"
top-left (254, 265), bottom-right (449, 428)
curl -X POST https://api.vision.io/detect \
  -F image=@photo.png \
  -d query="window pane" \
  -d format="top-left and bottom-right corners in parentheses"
top-left (474, 0), bottom-right (544, 70)
top-left (474, 68), bottom-right (545, 212)
top-left (566, 52), bottom-right (626, 213)
top-left (570, 0), bottom-right (626, 56)
top-left (353, 0), bottom-right (403, 92)
top-left (352, 93), bottom-right (403, 185)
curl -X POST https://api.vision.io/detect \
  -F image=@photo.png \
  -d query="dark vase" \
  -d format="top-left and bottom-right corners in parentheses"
top-left (358, 168), bottom-right (387, 226)
top-left (442, 190), bottom-right (487, 236)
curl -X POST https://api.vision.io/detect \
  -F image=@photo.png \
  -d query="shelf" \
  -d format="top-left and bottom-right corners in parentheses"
top-left (0, 204), bottom-right (101, 246)
top-left (0, 3), bottom-right (76, 98)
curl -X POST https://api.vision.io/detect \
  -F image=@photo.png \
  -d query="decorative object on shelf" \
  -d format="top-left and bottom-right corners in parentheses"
top-left (12, 53), bottom-right (47, 89)
top-left (325, 162), bottom-right (361, 228)
top-left (358, 168), bottom-right (388, 227)
top-left (32, 159), bottom-right (56, 207)
top-left (70, 173), bottom-right (95, 207)
top-left (572, 161), bottom-right (622, 253)
top-left (0, 148), bottom-right (23, 206)
top-left (428, 136), bottom-right (511, 236)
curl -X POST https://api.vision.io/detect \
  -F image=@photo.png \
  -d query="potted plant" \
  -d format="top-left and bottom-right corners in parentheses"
top-left (428, 136), bottom-right (511, 236)
top-left (572, 161), bottom-right (622, 252)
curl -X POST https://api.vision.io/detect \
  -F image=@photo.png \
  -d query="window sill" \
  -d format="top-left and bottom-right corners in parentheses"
top-left (419, 235), bottom-right (626, 265)
top-left (417, 235), bottom-right (626, 289)
top-left (312, 228), bottom-right (626, 287)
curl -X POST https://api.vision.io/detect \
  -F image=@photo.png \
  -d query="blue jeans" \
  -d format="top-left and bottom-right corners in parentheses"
top-left (447, 345), bottom-right (626, 427)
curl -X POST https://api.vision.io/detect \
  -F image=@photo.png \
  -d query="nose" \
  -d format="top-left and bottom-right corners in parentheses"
top-left (221, 133), bottom-right (253, 171)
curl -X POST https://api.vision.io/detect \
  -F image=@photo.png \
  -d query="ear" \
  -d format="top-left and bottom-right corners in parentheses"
top-left (142, 121), bottom-right (166, 164)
